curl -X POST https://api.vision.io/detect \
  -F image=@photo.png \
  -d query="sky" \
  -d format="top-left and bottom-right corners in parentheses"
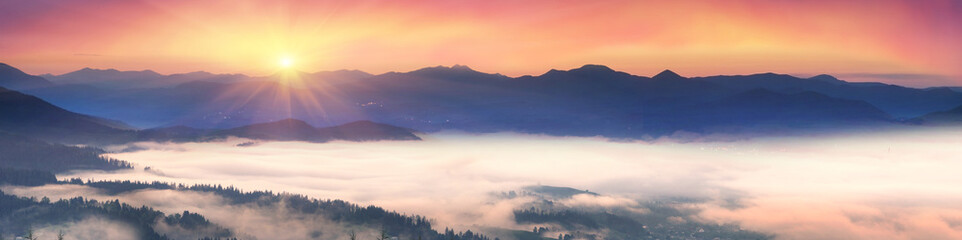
top-left (0, 0), bottom-right (960, 86)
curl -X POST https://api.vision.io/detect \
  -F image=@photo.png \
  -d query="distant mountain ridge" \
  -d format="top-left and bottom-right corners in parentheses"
top-left (3, 62), bottom-right (962, 139)
top-left (41, 67), bottom-right (249, 89)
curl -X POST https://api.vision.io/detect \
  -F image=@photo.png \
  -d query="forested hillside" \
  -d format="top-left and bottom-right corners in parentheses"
top-left (0, 190), bottom-right (233, 240)
top-left (0, 132), bottom-right (131, 172)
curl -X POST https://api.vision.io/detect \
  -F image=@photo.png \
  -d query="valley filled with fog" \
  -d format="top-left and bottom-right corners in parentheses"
top-left (6, 128), bottom-right (962, 240)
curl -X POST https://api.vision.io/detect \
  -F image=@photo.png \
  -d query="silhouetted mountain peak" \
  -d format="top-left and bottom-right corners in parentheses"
top-left (450, 64), bottom-right (473, 71)
top-left (72, 67), bottom-right (118, 76)
top-left (537, 64), bottom-right (632, 80)
top-left (809, 74), bottom-right (845, 83)
top-left (186, 70), bottom-right (212, 75)
top-left (570, 64), bottom-right (615, 73)
top-left (415, 65), bottom-right (476, 73)
top-left (755, 72), bottom-right (797, 79)
top-left (541, 69), bottom-right (564, 76)
top-left (810, 74), bottom-right (837, 80)
top-left (75, 67), bottom-right (104, 73)
top-left (407, 64), bottom-right (508, 80)
top-left (652, 69), bottom-right (685, 81)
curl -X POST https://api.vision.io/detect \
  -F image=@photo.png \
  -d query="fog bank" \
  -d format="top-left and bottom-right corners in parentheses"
top-left (15, 128), bottom-right (962, 239)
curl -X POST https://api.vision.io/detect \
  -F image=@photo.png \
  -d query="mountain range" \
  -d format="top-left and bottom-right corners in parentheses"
top-left (2, 63), bottom-right (961, 140)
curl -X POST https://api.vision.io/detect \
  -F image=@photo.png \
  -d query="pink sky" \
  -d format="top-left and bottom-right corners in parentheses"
top-left (1, 0), bottom-right (959, 86)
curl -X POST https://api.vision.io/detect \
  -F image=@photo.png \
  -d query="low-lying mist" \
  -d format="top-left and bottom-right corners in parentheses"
top-left (19, 216), bottom-right (138, 240)
top-left (7, 127), bottom-right (962, 239)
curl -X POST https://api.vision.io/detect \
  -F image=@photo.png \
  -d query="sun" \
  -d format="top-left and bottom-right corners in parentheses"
top-left (278, 57), bottom-right (294, 68)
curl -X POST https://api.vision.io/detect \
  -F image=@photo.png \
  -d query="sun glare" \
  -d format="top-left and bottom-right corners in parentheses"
top-left (279, 57), bottom-right (294, 68)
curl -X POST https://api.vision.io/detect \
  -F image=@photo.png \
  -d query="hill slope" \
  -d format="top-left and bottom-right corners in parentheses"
top-left (0, 63), bottom-right (53, 90)
top-left (0, 87), bottom-right (134, 144)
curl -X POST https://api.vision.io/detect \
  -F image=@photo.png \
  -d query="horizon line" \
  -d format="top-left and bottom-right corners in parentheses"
top-left (4, 62), bottom-right (959, 88)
